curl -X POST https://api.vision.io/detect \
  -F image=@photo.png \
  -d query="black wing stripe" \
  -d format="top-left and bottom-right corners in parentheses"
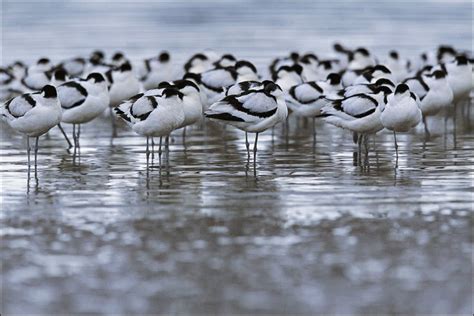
top-left (224, 95), bottom-right (277, 118)
top-left (344, 93), bottom-right (378, 107)
top-left (353, 107), bottom-right (376, 118)
top-left (201, 80), bottom-right (224, 93)
top-left (23, 94), bottom-right (36, 107)
top-left (205, 112), bottom-right (245, 122)
top-left (62, 81), bottom-right (88, 97)
top-left (114, 107), bottom-right (131, 122)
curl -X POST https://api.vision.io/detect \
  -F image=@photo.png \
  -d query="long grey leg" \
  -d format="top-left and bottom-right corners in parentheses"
top-left (58, 123), bottom-right (73, 149)
top-left (245, 132), bottom-right (250, 158)
top-left (27, 136), bottom-right (31, 175)
top-left (146, 136), bottom-right (150, 167)
top-left (253, 132), bottom-right (259, 175)
top-left (34, 136), bottom-right (39, 178)
top-left (77, 124), bottom-right (81, 148)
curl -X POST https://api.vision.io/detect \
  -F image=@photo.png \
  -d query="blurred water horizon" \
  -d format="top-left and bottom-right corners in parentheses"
top-left (2, 0), bottom-right (472, 66)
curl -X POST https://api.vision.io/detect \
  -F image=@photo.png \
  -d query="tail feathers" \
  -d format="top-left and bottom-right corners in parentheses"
top-left (114, 101), bottom-right (135, 126)
top-left (322, 115), bottom-right (350, 130)
top-left (0, 104), bottom-right (12, 122)
top-left (320, 105), bottom-right (355, 121)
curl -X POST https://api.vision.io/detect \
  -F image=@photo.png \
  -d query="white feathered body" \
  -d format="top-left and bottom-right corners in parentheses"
top-left (380, 93), bottom-right (422, 132)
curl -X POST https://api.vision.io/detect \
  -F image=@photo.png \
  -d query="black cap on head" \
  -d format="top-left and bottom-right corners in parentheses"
top-left (191, 53), bottom-right (207, 62)
top-left (54, 68), bottom-right (68, 81)
top-left (300, 53), bottom-right (318, 65)
top-left (173, 79), bottom-right (200, 92)
top-left (326, 73), bottom-right (341, 85)
top-left (395, 83), bottom-right (409, 94)
top-left (183, 72), bottom-right (202, 84)
top-left (12, 60), bottom-right (25, 68)
top-left (264, 81), bottom-right (281, 94)
top-left (432, 70), bottom-right (446, 79)
top-left (184, 53), bottom-right (207, 72)
top-left (38, 58), bottom-right (50, 65)
top-left (374, 85), bottom-right (393, 95)
top-left (91, 50), bottom-right (105, 59)
top-left (162, 88), bottom-right (183, 99)
top-left (87, 72), bottom-right (105, 83)
top-left (319, 60), bottom-right (332, 70)
top-left (456, 55), bottom-right (468, 65)
top-left (333, 43), bottom-right (345, 53)
top-left (373, 65), bottom-right (391, 74)
top-left (235, 60), bottom-right (257, 73)
top-left (221, 54), bottom-right (236, 61)
top-left (112, 52), bottom-right (124, 61)
top-left (119, 62), bottom-right (132, 72)
top-left (159, 51), bottom-right (170, 62)
top-left (374, 78), bottom-right (394, 87)
top-left (389, 50), bottom-right (399, 59)
top-left (290, 52), bottom-right (300, 61)
top-left (292, 63), bottom-right (303, 75)
top-left (42, 85), bottom-right (57, 98)
top-left (157, 81), bottom-right (173, 89)
top-left (355, 47), bottom-right (370, 56)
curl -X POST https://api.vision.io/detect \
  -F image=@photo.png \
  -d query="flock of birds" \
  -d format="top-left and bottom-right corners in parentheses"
top-left (1, 44), bottom-right (473, 178)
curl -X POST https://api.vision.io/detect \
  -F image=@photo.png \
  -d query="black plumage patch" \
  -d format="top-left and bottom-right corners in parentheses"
top-left (205, 112), bottom-right (245, 122)
top-left (105, 69), bottom-right (114, 86)
top-left (353, 108), bottom-right (376, 118)
top-left (114, 107), bottom-right (131, 122)
top-left (223, 94), bottom-right (278, 118)
top-left (63, 81), bottom-right (88, 97)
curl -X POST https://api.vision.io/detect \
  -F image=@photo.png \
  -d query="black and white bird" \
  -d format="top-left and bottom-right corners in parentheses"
top-left (348, 47), bottom-right (376, 70)
top-left (413, 70), bottom-right (453, 137)
top-left (110, 51), bottom-right (129, 67)
top-left (114, 88), bottom-right (185, 165)
top-left (331, 42), bottom-right (352, 69)
top-left (184, 51), bottom-right (220, 74)
top-left (1, 85), bottom-right (62, 177)
top-left (269, 52), bottom-right (300, 76)
top-left (342, 48), bottom-right (376, 86)
top-left (57, 73), bottom-right (110, 148)
top-left (139, 51), bottom-right (174, 90)
top-left (8, 60), bottom-right (27, 80)
top-left (85, 50), bottom-right (111, 75)
top-left (106, 61), bottom-right (140, 107)
top-left (444, 55), bottom-right (472, 104)
top-left (213, 54), bottom-right (237, 68)
top-left (338, 78), bottom-right (395, 98)
top-left (235, 60), bottom-right (259, 82)
top-left (223, 80), bottom-right (271, 97)
top-left (58, 57), bottom-right (86, 78)
top-left (380, 84), bottom-right (422, 159)
top-left (384, 51), bottom-right (410, 83)
top-left (298, 53), bottom-right (319, 81)
top-left (272, 64), bottom-right (304, 92)
top-left (320, 86), bottom-right (392, 148)
top-left (285, 75), bottom-right (339, 118)
top-left (51, 68), bottom-right (70, 87)
top-left (220, 80), bottom-right (272, 153)
top-left (0, 68), bottom-right (23, 102)
top-left (205, 81), bottom-right (288, 165)
top-left (314, 60), bottom-right (342, 82)
top-left (353, 65), bottom-right (394, 85)
top-left (20, 58), bottom-right (53, 91)
top-left (161, 79), bottom-right (203, 137)
top-left (197, 66), bottom-right (238, 106)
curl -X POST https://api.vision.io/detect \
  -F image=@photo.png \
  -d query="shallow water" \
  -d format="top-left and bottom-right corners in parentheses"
top-left (1, 0), bottom-right (473, 314)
